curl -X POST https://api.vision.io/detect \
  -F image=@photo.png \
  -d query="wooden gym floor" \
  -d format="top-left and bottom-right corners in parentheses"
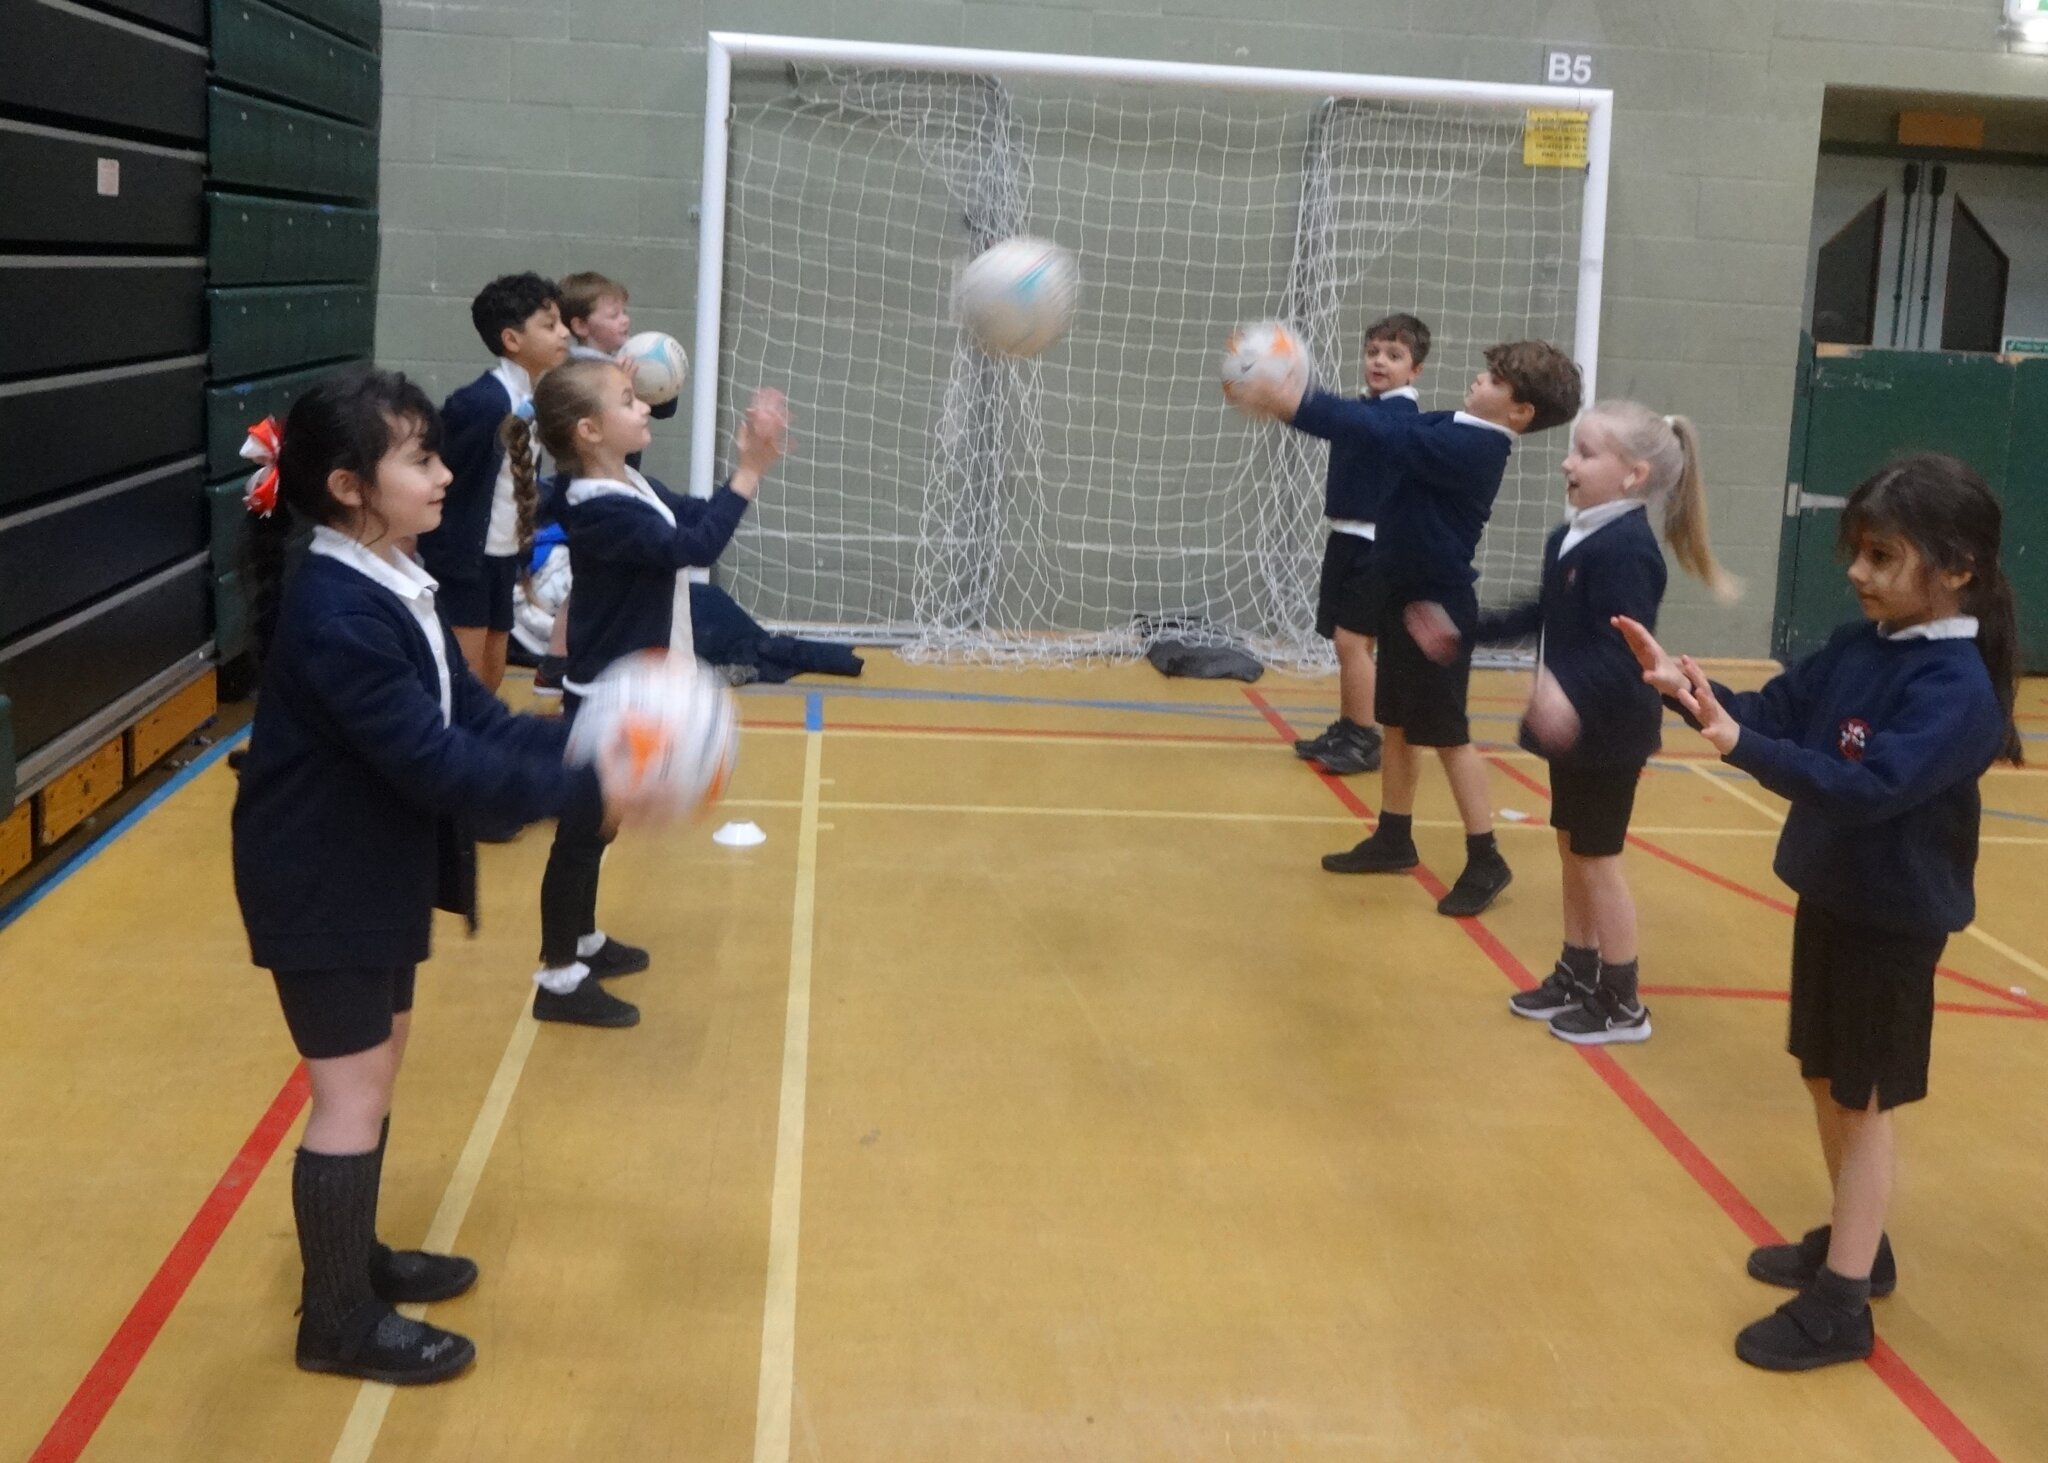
top-left (6, 657), bottom-right (2048, 1462)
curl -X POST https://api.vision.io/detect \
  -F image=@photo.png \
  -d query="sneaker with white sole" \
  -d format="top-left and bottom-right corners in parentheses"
top-left (1509, 967), bottom-right (1587, 1021)
top-left (1548, 985), bottom-right (1651, 1045)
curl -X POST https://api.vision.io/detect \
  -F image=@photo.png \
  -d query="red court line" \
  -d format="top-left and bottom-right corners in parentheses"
top-left (31, 1063), bottom-right (312, 1463)
top-left (742, 715), bottom-right (1277, 748)
top-left (1242, 689), bottom-right (1378, 819)
top-left (1486, 756), bottom-right (2048, 1023)
top-left (1246, 691), bottom-right (2002, 1463)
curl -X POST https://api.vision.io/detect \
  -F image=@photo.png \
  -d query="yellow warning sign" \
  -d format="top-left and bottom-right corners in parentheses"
top-left (1523, 109), bottom-right (1589, 168)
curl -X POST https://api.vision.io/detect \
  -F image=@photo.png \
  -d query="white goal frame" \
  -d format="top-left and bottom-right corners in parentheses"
top-left (690, 32), bottom-right (1614, 639)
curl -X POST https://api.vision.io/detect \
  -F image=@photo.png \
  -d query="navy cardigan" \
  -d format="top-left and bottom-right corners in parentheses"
top-left (560, 474), bottom-right (751, 687)
top-left (1474, 510), bottom-right (1668, 768)
top-left (1321, 391), bottom-right (1418, 523)
top-left (1289, 393), bottom-right (1514, 618)
top-left (232, 554), bottom-right (603, 970)
top-left (1711, 622), bottom-right (2005, 935)
top-left (417, 369), bottom-right (511, 586)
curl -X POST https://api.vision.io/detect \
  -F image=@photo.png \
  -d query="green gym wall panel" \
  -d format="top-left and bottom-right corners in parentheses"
top-left (212, 568), bottom-right (251, 662)
top-left (210, 0), bottom-right (380, 128)
top-left (96, 0), bottom-right (206, 40)
top-left (0, 0), bottom-right (206, 143)
top-left (0, 264), bottom-right (205, 378)
top-left (265, 0), bottom-right (379, 51)
top-left (208, 88), bottom-right (377, 203)
top-left (2003, 360), bottom-right (2048, 672)
top-left (204, 360), bottom-right (366, 479)
top-left (0, 564), bottom-right (210, 758)
top-left (0, 465), bottom-right (207, 644)
top-left (0, 128), bottom-right (203, 250)
top-left (0, 695), bottom-right (13, 809)
top-left (206, 285), bottom-right (375, 380)
top-left (0, 361), bottom-right (206, 513)
top-left (208, 194), bottom-right (378, 287)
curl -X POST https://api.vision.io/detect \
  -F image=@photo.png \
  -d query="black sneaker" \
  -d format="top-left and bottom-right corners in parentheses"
top-left (532, 976), bottom-right (640, 1028)
top-left (532, 655), bottom-right (566, 698)
top-left (1292, 720), bottom-right (1345, 761)
top-left (1311, 725), bottom-right (1382, 776)
top-left (1734, 1289), bottom-right (1874, 1372)
top-left (583, 938), bottom-right (650, 980)
top-left (370, 1243), bottom-right (479, 1304)
top-left (1548, 985), bottom-right (1650, 1044)
top-left (1509, 968), bottom-right (1587, 1021)
top-left (297, 1302), bottom-right (476, 1385)
top-left (1436, 856), bottom-right (1512, 916)
top-left (1748, 1226), bottom-right (1897, 1298)
top-left (1321, 829), bottom-right (1419, 874)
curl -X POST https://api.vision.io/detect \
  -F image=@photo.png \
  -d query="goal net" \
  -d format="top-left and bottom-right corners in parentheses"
top-left (698, 41), bottom-right (1602, 669)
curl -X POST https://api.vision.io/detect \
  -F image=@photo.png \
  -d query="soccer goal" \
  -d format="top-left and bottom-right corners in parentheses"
top-left (691, 34), bottom-right (1612, 669)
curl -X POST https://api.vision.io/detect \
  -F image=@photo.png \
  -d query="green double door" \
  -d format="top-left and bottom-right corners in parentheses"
top-left (1775, 336), bottom-right (2048, 671)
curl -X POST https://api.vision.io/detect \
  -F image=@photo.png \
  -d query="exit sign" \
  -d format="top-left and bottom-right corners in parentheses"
top-left (2009, 0), bottom-right (2048, 39)
top-left (2003, 336), bottom-right (2048, 353)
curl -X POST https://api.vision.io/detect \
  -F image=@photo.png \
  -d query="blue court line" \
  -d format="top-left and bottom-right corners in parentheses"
top-left (0, 726), bottom-right (250, 937)
top-left (1984, 805), bottom-right (2048, 828)
top-left (804, 692), bottom-right (824, 732)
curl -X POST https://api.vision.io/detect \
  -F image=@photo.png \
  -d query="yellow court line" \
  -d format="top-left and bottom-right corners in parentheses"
top-left (753, 726), bottom-right (825, 1463)
top-left (1683, 761), bottom-right (1786, 826)
top-left (329, 998), bottom-right (544, 1463)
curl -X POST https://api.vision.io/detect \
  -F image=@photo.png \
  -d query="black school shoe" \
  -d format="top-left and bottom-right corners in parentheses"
top-left (532, 654), bottom-right (566, 698)
top-left (1735, 1288), bottom-right (1874, 1372)
top-left (532, 975), bottom-right (640, 1028)
top-left (1321, 828), bottom-right (1420, 874)
top-left (583, 938), bottom-right (651, 980)
top-left (370, 1243), bottom-right (479, 1304)
top-left (297, 1302), bottom-right (476, 1385)
top-left (1293, 720), bottom-right (1344, 760)
top-left (1312, 724), bottom-right (1383, 776)
top-left (1548, 986), bottom-right (1651, 1045)
top-left (1749, 1225), bottom-right (1897, 1298)
top-left (1436, 855), bottom-right (1512, 916)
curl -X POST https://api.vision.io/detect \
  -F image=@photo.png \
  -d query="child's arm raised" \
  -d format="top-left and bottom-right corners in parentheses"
top-left (582, 388), bottom-right (791, 572)
top-left (1689, 655), bottom-right (2005, 825)
top-left (311, 610), bottom-right (603, 828)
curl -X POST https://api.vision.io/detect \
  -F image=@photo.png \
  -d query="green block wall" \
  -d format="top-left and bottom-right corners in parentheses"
top-left (377, 0), bottom-right (2048, 656)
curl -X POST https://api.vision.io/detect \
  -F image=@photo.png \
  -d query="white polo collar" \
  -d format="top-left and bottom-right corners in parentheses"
top-left (565, 466), bottom-right (676, 527)
top-left (1451, 410), bottom-right (1517, 442)
top-left (1369, 385), bottom-right (1419, 403)
top-left (492, 356), bottom-right (536, 410)
top-left (1885, 615), bottom-right (1979, 642)
top-left (309, 525), bottom-right (439, 603)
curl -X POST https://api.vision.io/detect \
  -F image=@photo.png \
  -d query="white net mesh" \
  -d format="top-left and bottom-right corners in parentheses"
top-left (715, 64), bottom-right (1586, 668)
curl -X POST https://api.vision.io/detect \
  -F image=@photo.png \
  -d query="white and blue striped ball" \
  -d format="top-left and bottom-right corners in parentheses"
top-left (953, 236), bottom-right (1078, 358)
top-left (619, 330), bottom-right (689, 406)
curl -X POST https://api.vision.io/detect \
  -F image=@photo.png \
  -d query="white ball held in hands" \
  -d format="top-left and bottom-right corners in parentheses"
top-left (1221, 321), bottom-right (1310, 413)
top-left (566, 651), bottom-right (738, 823)
top-left (954, 236), bottom-right (1078, 358)
top-left (619, 331), bottom-right (689, 406)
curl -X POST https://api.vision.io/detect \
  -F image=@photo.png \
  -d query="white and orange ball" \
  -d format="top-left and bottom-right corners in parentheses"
top-left (1220, 321), bottom-right (1310, 409)
top-left (953, 236), bottom-right (1078, 357)
top-left (619, 330), bottom-right (689, 406)
top-left (565, 651), bottom-right (737, 819)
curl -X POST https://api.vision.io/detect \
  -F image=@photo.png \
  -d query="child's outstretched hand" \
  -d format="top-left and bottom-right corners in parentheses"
top-left (732, 388), bottom-right (792, 497)
top-left (1404, 600), bottom-right (1460, 665)
top-left (1611, 615), bottom-right (1695, 711)
top-left (1679, 656), bottom-right (1740, 755)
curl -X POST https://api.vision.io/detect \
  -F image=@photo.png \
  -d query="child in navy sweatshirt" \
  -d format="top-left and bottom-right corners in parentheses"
top-left (1290, 312), bottom-right (1427, 777)
top-left (1618, 453), bottom-right (2021, 1373)
top-left (232, 368), bottom-right (646, 1385)
top-left (503, 357), bottom-right (789, 1028)
top-left (1235, 339), bottom-right (1582, 915)
top-left (1416, 401), bottom-right (1734, 1044)
top-left (417, 273), bottom-right (570, 694)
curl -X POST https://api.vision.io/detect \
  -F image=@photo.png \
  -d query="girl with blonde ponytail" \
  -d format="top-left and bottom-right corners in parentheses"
top-left (1413, 399), bottom-right (1738, 1046)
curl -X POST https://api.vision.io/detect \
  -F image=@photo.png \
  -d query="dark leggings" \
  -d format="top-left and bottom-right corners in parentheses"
top-left (539, 694), bottom-right (614, 966)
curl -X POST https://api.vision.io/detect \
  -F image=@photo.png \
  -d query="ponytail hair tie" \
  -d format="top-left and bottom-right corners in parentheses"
top-left (514, 398), bottom-right (537, 423)
top-left (1663, 414), bottom-right (1677, 428)
top-left (240, 416), bottom-right (284, 517)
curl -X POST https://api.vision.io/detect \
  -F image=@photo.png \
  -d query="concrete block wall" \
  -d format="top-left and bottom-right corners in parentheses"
top-left (378, 0), bottom-right (2048, 654)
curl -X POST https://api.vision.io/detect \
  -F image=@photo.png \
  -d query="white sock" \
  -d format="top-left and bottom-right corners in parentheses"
top-left (575, 930), bottom-right (607, 959)
top-left (533, 960), bottom-right (591, 995)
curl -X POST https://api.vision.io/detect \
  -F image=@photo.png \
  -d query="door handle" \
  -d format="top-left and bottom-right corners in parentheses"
top-left (1784, 482), bottom-right (1848, 515)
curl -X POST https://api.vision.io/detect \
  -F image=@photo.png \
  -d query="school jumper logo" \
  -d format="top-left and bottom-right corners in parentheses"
top-left (1837, 717), bottom-right (1871, 761)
